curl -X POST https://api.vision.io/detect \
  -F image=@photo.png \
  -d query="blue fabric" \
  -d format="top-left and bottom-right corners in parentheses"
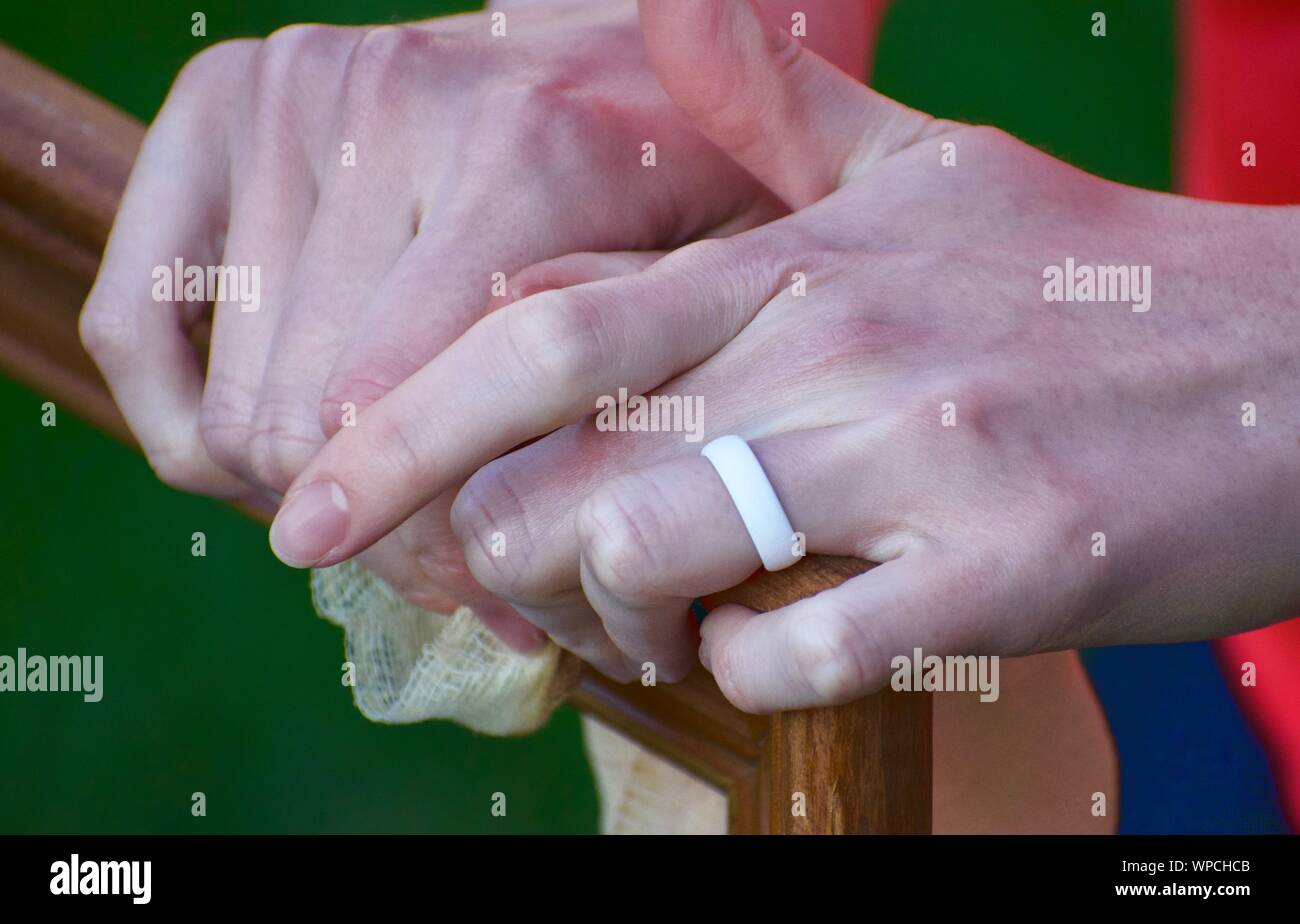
top-left (1081, 642), bottom-right (1289, 833)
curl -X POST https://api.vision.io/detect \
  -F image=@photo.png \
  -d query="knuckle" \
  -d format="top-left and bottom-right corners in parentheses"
top-left (487, 80), bottom-right (589, 149)
top-left (248, 397), bottom-right (322, 490)
top-left (660, 237), bottom-right (730, 273)
top-left (938, 377), bottom-right (1007, 441)
top-left (958, 123), bottom-right (1014, 155)
top-left (246, 25), bottom-right (348, 138)
top-left (198, 379), bottom-right (257, 472)
top-left (896, 375), bottom-right (1010, 454)
top-left (260, 23), bottom-right (339, 75)
top-left (655, 236), bottom-right (759, 314)
top-left (146, 443), bottom-right (216, 494)
top-left (173, 38), bottom-right (259, 97)
top-left (575, 476), bottom-right (673, 600)
top-left (450, 465), bottom-right (541, 603)
top-left (453, 81), bottom-right (601, 205)
top-left (318, 369), bottom-right (395, 438)
top-left (499, 290), bottom-right (610, 397)
top-left (645, 238), bottom-right (732, 291)
top-left (343, 24), bottom-right (441, 104)
top-left (501, 261), bottom-right (562, 302)
top-left (787, 607), bottom-right (876, 704)
top-left (78, 293), bottom-right (139, 362)
top-left (352, 23), bottom-right (424, 65)
top-left (360, 406), bottom-right (429, 486)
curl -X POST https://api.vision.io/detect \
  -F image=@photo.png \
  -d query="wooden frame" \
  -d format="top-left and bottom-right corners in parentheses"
top-left (0, 43), bottom-right (930, 834)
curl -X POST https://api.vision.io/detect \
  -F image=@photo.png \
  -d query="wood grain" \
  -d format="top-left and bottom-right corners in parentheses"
top-left (712, 556), bottom-right (932, 833)
top-left (0, 43), bottom-right (138, 446)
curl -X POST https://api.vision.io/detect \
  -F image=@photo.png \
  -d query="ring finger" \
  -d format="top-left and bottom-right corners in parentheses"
top-left (576, 425), bottom-right (916, 677)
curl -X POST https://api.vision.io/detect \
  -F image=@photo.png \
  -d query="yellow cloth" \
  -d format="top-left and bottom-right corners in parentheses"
top-left (311, 560), bottom-right (579, 736)
top-left (311, 561), bottom-right (727, 832)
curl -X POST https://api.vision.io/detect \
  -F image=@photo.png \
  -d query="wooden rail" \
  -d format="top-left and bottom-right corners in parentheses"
top-left (0, 42), bottom-right (930, 834)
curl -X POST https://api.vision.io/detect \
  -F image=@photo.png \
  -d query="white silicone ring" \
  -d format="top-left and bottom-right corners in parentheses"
top-left (701, 435), bottom-right (800, 572)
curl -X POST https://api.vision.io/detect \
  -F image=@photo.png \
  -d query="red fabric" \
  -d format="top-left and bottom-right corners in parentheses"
top-left (1180, 0), bottom-right (1300, 202)
top-left (1181, 0), bottom-right (1300, 831)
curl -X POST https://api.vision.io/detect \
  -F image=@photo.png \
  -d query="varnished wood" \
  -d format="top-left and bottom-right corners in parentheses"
top-left (0, 43), bottom-right (932, 834)
top-left (711, 556), bottom-right (932, 833)
top-left (767, 692), bottom-right (931, 833)
top-left (0, 43), bottom-right (138, 448)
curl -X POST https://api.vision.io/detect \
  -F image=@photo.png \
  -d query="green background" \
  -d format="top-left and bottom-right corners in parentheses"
top-left (0, 1), bottom-right (1182, 833)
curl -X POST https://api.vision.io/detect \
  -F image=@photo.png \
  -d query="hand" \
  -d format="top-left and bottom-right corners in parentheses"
top-left (272, 0), bottom-right (1300, 701)
top-left (78, 0), bottom-right (783, 648)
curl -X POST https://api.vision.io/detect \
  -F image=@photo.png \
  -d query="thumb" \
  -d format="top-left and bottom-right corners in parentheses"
top-left (639, 0), bottom-right (939, 208)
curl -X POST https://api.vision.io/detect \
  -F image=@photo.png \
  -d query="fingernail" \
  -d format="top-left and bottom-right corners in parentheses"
top-left (270, 480), bottom-right (349, 567)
